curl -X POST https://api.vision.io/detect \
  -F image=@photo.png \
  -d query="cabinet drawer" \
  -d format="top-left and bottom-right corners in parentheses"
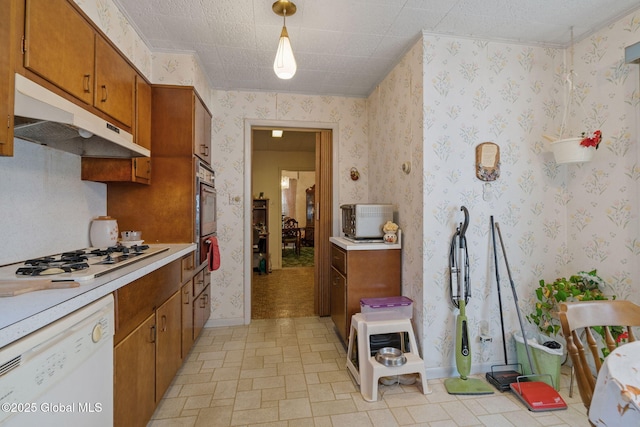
top-left (193, 268), bottom-right (206, 297)
top-left (181, 252), bottom-right (195, 283)
top-left (331, 245), bottom-right (347, 275)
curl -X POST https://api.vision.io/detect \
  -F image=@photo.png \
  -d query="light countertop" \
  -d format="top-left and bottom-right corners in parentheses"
top-left (330, 236), bottom-right (401, 250)
top-left (0, 243), bottom-right (196, 348)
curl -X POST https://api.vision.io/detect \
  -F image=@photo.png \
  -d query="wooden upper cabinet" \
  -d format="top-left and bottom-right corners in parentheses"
top-left (0, 0), bottom-right (16, 156)
top-left (152, 86), bottom-right (211, 161)
top-left (135, 74), bottom-right (152, 150)
top-left (194, 96), bottom-right (212, 164)
top-left (81, 157), bottom-right (151, 184)
top-left (23, 0), bottom-right (135, 131)
top-left (94, 35), bottom-right (135, 128)
top-left (24, 0), bottom-right (95, 105)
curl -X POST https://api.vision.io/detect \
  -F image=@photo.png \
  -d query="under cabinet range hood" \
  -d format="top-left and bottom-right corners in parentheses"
top-left (13, 74), bottom-right (149, 158)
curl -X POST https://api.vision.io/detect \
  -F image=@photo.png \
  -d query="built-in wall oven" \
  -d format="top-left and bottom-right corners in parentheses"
top-left (196, 161), bottom-right (217, 265)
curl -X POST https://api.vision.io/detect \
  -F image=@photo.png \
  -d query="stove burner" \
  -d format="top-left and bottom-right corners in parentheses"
top-left (16, 262), bottom-right (90, 276)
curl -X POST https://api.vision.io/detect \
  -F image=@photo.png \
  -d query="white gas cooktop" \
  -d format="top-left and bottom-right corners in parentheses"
top-left (0, 245), bottom-right (170, 282)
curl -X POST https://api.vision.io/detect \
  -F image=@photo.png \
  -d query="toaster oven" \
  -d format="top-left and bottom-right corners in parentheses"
top-left (340, 204), bottom-right (394, 239)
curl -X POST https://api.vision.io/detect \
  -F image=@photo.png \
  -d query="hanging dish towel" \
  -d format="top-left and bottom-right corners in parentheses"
top-left (208, 236), bottom-right (221, 271)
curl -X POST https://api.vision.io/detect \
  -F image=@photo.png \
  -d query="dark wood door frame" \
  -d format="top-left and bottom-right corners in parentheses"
top-left (244, 120), bottom-right (336, 323)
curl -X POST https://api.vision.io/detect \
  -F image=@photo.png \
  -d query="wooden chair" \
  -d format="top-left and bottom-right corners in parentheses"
top-left (282, 217), bottom-right (301, 256)
top-left (558, 300), bottom-right (640, 411)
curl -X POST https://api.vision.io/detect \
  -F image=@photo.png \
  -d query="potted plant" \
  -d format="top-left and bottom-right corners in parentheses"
top-left (514, 270), bottom-right (613, 388)
top-left (527, 269), bottom-right (609, 337)
top-left (527, 269), bottom-right (626, 357)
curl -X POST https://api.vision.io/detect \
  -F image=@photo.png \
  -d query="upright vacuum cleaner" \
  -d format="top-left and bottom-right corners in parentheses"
top-left (494, 222), bottom-right (567, 411)
top-left (444, 207), bottom-right (494, 395)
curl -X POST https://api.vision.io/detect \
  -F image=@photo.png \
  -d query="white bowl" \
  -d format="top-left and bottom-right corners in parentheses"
top-left (119, 239), bottom-right (144, 247)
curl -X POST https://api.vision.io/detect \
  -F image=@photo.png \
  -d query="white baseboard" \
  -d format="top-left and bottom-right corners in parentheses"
top-left (427, 362), bottom-right (497, 379)
top-left (205, 317), bottom-right (245, 328)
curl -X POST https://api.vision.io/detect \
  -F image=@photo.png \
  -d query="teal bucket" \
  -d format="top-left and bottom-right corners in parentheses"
top-left (514, 331), bottom-right (563, 391)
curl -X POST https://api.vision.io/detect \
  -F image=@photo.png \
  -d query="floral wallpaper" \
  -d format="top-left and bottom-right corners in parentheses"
top-left (368, 42), bottom-right (425, 343)
top-left (79, 0), bottom-right (639, 377)
top-left (567, 15), bottom-right (640, 302)
top-left (417, 36), bottom-right (568, 377)
top-left (207, 92), bottom-right (368, 321)
top-left (369, 10), bottom-right (639, 378)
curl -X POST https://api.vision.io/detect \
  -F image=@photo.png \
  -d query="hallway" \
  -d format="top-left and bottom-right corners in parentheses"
top-left (252, 267), bottom-right (315, 319)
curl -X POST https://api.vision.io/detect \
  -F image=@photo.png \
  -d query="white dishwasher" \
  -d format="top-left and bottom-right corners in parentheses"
top-left (0, 295), bottom-right (114, 426)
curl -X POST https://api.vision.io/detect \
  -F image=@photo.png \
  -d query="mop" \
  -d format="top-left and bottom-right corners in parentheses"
top-left (494, 223), bottom-right (567, 411)
top-left (444, 206), bottom-right (494, 395)
top-left (485, 215), bottom-right (524, 391)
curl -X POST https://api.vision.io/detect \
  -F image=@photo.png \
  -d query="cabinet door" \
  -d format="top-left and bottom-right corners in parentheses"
top-left (81, 157), bottom-right (150, 184)
top-left (330, 266), bottom-right (347, 342)
top-left (114, 313), bottom-right (156, 427)
top-left (181, 281), bottom-right (194, 359)
top-left (133, 157), bottom-right (151, 182)
top-left (194, 96), bottom-right (211, 163)
top-left (0, 0), bottom-right (15, 156)
top-left (194, 284), bottom-right (211, 339)
top-left (94, 35), bottom-right (134, 127)
top-left (24, 0), bottom-right (94, 104)
top-left (156, 290), bottom-right (182, 401)
top-left (135, 74), bottom-right (151, 150)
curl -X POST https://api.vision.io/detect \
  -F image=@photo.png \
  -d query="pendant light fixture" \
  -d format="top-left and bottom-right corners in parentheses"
top-left (272, 0), bottom-right (297, 79)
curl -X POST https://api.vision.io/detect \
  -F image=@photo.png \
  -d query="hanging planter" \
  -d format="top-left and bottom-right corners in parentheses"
top-left (545, 28), bottom-right (603, 165)
top-left (550, 134), bottom-right (599, 164)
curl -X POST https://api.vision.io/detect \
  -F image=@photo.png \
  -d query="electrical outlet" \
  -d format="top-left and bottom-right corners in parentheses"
top-left (479, 320), bottom-right (489, 336)
top-left (479, 320), bottom-right (492, 342)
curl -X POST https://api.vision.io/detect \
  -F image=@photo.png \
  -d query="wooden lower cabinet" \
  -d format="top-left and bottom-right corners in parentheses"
top-left (114, 254), bottom-right (209, 427)
top-left (114, 313), bottom-right (156, 427)
top-left (194, 268), bottom-right (211, 339)
top-left (156, 290), bottom-right (183, 400)
top-left (194, 284), bottom-right (211, 339)
top-left (330, 243), bottom-right (401, 342)
top-left (181, 280), bottom-right (194, 360)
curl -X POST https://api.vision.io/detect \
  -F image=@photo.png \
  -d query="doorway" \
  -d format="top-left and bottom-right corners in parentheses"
top-left (248, 126), bottom-right (333, 321)
top-left (281, 171), bottom-right (314, 268)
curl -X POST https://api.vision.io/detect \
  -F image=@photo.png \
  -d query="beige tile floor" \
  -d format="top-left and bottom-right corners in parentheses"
top-left (149, 316), bottom-right (589, 426)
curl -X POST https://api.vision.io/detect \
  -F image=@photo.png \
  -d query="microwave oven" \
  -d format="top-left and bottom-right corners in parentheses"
top-left (340, 204), bottom-right (394, 239)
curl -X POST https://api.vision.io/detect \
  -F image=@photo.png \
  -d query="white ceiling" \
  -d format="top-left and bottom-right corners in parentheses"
top-left (113, 0), bottom-right (640, 98)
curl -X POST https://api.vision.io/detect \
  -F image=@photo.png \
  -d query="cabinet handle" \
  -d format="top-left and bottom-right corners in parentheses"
top-left (83, 74), bottom-right (91, 93)
top-left (149, 325), bottom-right (156, 343)
top-left (161, 315), bottom-right (167, 332)
top-left (200, 144), bottom-right (209, 156)
top-left (199, 295), bottom-right (207, 308)
top-left (100, 85), bottom-right (108, 102)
